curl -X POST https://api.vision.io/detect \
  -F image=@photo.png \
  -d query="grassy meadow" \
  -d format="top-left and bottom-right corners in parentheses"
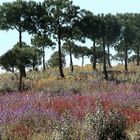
top-left (0, 64), bottom-right (140, 140)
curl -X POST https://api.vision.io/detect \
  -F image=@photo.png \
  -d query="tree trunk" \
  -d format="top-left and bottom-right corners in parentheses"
top-left (107, 44), bottom-right (112, 68)
top-left (18, 70), bottom-right (22, 92)
top-left (58, 33), bottom-right (65, 78)
top-left (93, 39), bottom-right (97, 71)
top-left (18, 67), bottom-right (26, 92)
top-left (42, 46), bottom-right (46, 72)
top-left (82, 56), bottom-right (84, 67)
top-left (69, 41), bottom-right (74, 72)
top-left (121, 60), bottom-right (124, 65)
top-left (102, 31), bottom-right (108, 80)
top-left (18, 28), bottom-right (26, 91)
top-left (124, 42), bottom-right (128, 71)
top-left (19, 28), bottom-right (22, 92)
top-left (137, 45), bottom-right (140, 66)
top-left (19, 26), bottom-right (22, 48)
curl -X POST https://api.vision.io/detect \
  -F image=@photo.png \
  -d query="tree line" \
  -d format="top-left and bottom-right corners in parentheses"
top-left (0, 0), bottom-right (140, 91)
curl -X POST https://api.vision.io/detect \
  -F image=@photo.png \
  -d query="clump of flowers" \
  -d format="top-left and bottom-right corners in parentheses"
top-left (52, 110), bottom-right (74, 140)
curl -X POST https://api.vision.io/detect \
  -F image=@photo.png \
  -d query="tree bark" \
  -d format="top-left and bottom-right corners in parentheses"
top-left (18, 28), bottom-right (23, 91)
top-left (69, 41), bottom-right (74, 72)
top-left (18, 27), bottom-right (26, 91)
top-left (19, 26), bottom-right (22, 48)
top-left (82, 56), bottom-right (84, 67)
top-left (42, 46), bottom-right (46, 72)
top-left (107, 44), bottom-right (112, 68)
top-left (137, 45), bottom-right (140, 66)
top-left (18, 67), bottom-right (26, 92)
top-left (93, 39), bottom-right (97, 71)
top-left (58, 33), bottom-right (65, 78)
top-left (19, 70), bottom-right (22, 92)
top-left (124, 41), bottom-right (128, 71)
top-left (102, 29), bottom-right (108, 80)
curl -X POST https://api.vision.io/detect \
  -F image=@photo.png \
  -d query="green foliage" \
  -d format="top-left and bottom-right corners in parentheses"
top-left (0, 1), bottom-right (27, 30)
top-left (73, 45), bottom-right (91, 66)
top-left (47, 51), bottom-right (66, 68)
top-left (90, 46), bottom-right (104, 64)
top-left (31, 34), bottom-right (55, 49)
top-left (43, 0), bottom-right (82, 77)
top-left (113, 52), bottom-right (125, 64)
top-left (84, 102), bottom-right (128, 140)
top-left (52, 111), bottom-right (74, 140)
top-left (103, 14), bottom-right (121, 44)
top-left (74, 46), bottom-right (90, 58)
top-left (0, 1), bottom-right (38, 34)
top-left (0, 44), bottom-right (41, 72)
top-left (43, 0), bottom-right (75, 35)
top-left (77, 10), bottom-right (102, 40)
top-left (62, 41), bottom-right (76, 55)
top-left (31, 34), bottom-right (55, 71)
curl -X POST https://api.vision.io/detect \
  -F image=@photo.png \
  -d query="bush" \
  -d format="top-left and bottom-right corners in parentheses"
top-left (84, 102), bottom-right (128, 140)
top-left (0, 76), bottom-right (17, 93)
top-left (52, 111), bottom-right (74, 140)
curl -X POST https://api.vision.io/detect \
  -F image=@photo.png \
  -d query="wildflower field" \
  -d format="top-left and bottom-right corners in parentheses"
top-left (0, 65), bottom-right (140, 140)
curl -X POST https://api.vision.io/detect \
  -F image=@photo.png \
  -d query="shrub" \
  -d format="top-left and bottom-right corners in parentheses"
top-left (84, 102), bottom-right (128, 140)
top-left (52, 111), bottom-right (74, 140)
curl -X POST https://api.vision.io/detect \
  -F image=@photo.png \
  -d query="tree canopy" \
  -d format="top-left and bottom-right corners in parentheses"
top-left (0, 0), bottom-right (140, 80)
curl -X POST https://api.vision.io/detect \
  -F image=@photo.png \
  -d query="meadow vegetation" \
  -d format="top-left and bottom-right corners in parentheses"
top-left (0, 65), bottom-right (139, 140)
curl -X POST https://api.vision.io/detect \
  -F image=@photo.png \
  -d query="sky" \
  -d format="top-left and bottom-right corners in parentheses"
top-left (0, 0), bottom-right (140, 67)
